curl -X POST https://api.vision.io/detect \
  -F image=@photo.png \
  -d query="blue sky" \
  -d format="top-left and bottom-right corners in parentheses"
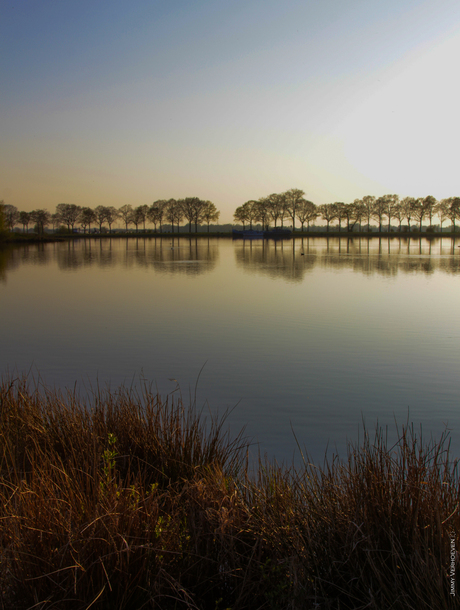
top-left (2, 0), bottom-right (460, 222)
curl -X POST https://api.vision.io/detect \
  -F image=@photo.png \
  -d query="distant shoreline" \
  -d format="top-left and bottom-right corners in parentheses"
top-left (2, 229), bottom-right (459, 244)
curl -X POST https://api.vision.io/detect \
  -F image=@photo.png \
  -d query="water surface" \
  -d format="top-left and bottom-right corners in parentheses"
top-left (1, 236), bottom-right (459, 462)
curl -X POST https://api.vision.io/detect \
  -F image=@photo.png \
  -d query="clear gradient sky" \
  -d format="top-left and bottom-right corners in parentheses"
top-left (2, 0), bottom-right (460, 223)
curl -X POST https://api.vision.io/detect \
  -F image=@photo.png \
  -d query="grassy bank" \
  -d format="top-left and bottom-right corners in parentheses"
top-left (1, 376), bottom-right (458, 609)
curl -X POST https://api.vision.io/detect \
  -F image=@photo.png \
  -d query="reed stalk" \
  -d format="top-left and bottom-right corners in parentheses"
top-left (1, 375), bottom-right (458, 609)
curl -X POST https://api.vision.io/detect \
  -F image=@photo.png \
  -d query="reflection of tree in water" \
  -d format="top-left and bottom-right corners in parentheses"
top-left (321, 236), bottom-right (460, 276)
top-left (235, 236), bottom-right (460, 279)
top-left (327, 237), bottom-right (460, 276)
top-left (55, 239), bottom-right (120, 270)
top-left (54, 237), bottom-right (219, 276)
top-left (0, 247), bottom-right (9, 282)
top-left (1, 236), bottom-right (459, 280)
top-left (1, 243), bottom-right (52, 279)
top-left (150, 238), bottom-right (219, 276)
top-left (234, 239), bottom-right (317, 282)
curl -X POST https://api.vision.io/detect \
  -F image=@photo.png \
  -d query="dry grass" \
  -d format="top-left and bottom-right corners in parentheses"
top-left (1, 375), bottom-right (458, 609)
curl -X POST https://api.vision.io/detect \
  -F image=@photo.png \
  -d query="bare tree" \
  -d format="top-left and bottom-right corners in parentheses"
top-left (119, 205), bottom-right (134, 230)
top-left (19, 211), bottom-right (31, 233)
top-left (3, 204), bottom-right (19, 232)
top-left (341, 202), bottom-right (359, 232)
top-left (265, 193), bottom-right (286, 228)
top-left (372, 197), bottom-right (387, 232)
top-left (436, 199), bottom-right (450, 232)
top-left (94, 206), bottom-right (108, 232)
top-left (242, 201), bottom-right (259, 230)
top-left (411, 197), bottom-right (431, 232)
top-left (392, 203), bottom-right (406, 231)
top-left (148, 200), bottom-right (167, 233)
top-left (131, 207), bottom-right (144, 232)
top-left (164, 199), bottom-right (176, 233)
top-left (234, 201), bottom-right (258, 230)
top-left (201, 201), bottom-right (220, 231)
top-left (362, 195), bottom-right (376, 231)
top-left (133, 205), bottom-right (148, 232)
top-left (180, 198), bottom-right (198, 233)
top-left (295, 200), bottom-right (317, 231)
top-left (318, 203), bottom-right (337, 232)
top-left (400, 197), bottom-right (416, 231)
top-left (352, 199), bottom-right (366, 232)
top-left (192, 198), bottom-right (206, 232)
top-left (79, 207), bottom-right (97, 233)
top-left (30, 209), bottom-right (51, 235)
top-left (446, 197), bottom-right (460, 231)
top-left (51, 213), bottom-right (61, 232)
top-left (382, 194), bottom-right (399, 231)
top-left (284, 188), bottom-right (305, 231)
top-left (254, 198), bottom-right (270, 230)
top-left (55, 203), bottom-right (82, 232)
top-left (165, 199), bottom-right (183, 233)
top-left (105, 207), bottom-right (119, 233)
top-left (233, 205), bottom-right (248, 229)
top-left (423, 195), bottom-right (437, 229)
top-left (334, 202), bottom-right (347, 232)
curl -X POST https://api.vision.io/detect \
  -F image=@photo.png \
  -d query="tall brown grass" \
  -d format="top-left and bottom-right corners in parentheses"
top-left (1, 375), bottom-right (458, 609)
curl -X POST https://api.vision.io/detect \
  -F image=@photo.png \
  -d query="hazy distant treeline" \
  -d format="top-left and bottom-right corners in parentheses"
top-left (2, 191), bottom-right (460, 235)
top-left (0, 198), bottom-right (220, 235)
top-left (234, 190), bottom-right (460, 232)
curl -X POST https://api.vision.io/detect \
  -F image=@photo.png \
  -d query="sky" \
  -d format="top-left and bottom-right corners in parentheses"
top-left (1, 0), bottom-right (460, 224)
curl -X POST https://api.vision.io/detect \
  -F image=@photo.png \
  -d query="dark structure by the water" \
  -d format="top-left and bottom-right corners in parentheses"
top-left (232, 227), bottom-right (292, 239)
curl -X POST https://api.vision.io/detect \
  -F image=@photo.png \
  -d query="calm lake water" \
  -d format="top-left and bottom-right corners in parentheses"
top-left (1, 235), bottom-right (460, 463)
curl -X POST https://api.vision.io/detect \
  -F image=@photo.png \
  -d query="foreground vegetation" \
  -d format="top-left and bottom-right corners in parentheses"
top-left (1, 376), bottom-right (458, 609)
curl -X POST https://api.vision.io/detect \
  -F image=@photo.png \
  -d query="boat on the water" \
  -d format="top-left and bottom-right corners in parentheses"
top-left (265, 228), bottom-right (292, 239)
top-left (232, 229), bottom-right (264, 239)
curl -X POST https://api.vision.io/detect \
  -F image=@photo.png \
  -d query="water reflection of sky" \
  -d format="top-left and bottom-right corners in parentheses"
top-left (1, 236), bottom-right (459, 463)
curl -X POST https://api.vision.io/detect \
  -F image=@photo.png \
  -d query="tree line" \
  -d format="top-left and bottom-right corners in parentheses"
top-left (0, 198), bottom-right (220, 235)
top-left (2, 191), bottom-right (460, 236)
top-left (234, 190), bottom-right (460, 232)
